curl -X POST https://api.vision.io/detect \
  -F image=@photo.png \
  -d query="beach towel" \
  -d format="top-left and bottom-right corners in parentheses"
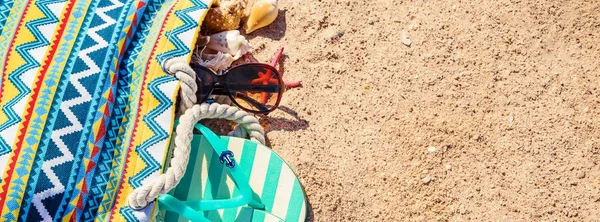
top-left (0, 0), bottom-right (213, 220)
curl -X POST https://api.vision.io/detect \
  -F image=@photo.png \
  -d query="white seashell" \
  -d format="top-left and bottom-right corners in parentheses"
top-left (244, 0), bottom-right (278, 34)
top-left (199, 52), bottom-right (236, 71)
top-left (206, 30), bottom-right (251, 60)
top-left (192, 49), bottom-right (235, 71)
top-left (427, 146), bottom-right (436, 152)
top-left (401, 30), bottom-right (412, 46)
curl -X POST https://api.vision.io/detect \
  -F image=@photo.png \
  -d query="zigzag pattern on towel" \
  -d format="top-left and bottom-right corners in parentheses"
top-left (30, 0), bottom-right (123, 220)
top-left (0, 0), bottom-right (61, 135)
top-left (95, 0), bottom-right (173, 218)
top-left (66, 76), bottom-right (115, 221)
top-left (0, 0), bottom-right (24, 175)
top-left (0, 0), bottom-right (15, 91)
top-left (129, 76), bottom-right (174, 187)
top-left (155, 0), bottom-right (207, 63)
top-left (122, 75), bottom-right (175, 222)
top-left (82, 1), bottom-right (155, 220)
top-left (120, 208), bottom-right (137, 222)
top-left (0, 0), bottom-right (67, 219)
top-left (50, 0), bottom-right (129, 220)
top-left (60, 0), bottom-right (144, 219)
top-left (0, 0), bottom-right (62, 169)
top-left (0, 0), bottom-right (27, 107)
top-left (0, 0), bottom-right (27, 214)
top-left (0, 0), bottom-right (15, 31)
top-left (17, 0), bottom-right (92, 220)
top-left (0, 0), bottom-right (15, 75)
top-left (17, 0), bottom-right (101, 220)
top-left (0, 137), bottom-right (9, 161)
top-left (119, 201), bottom-right (153, 222)
top-left (0, 0), bottom-right (16, 156)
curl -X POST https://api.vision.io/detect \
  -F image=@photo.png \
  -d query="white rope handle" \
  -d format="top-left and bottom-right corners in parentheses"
top-left (163, 58), bottom-right (198, 112)
top-left (127, 103), bottom-right (265, 209)
top-left (127, 59), bottom-right (266, 210)
top-left (163, 58), bottom-right (250, 137)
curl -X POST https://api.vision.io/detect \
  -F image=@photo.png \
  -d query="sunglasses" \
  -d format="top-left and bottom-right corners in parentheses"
top-left (191, 63), bottom-right (284, 114)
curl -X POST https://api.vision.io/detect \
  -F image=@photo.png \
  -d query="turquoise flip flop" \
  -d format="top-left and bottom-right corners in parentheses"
top-left (158, 124), bottom-right (307, 222)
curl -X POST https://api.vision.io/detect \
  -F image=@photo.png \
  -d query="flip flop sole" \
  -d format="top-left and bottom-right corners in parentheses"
top-left (161, 135), bottom-right (307, 222)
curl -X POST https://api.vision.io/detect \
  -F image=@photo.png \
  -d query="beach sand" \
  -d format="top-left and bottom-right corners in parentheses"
top-left (215, 0), bottom-right (600, 220)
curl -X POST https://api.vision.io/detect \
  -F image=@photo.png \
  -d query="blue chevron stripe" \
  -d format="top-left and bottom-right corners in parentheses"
top-left (0, 0), bottom-right (63, 134)
top-left (120, 204), bottom-right (157, 222)
top-left (119, 198), bottom-right (155, 222)
top-left (1, 1), bottom-right (66, 220)
top-left (0, 0), bottom-right (58, 165)
top-left (120, 207), bottom-right (137, 222)
top-left (60, 2), bottom-right (146, 219)
top-left (96, 0), bottom-right (175, 218)
top-left (83, 49), bottom-right (135, 222)
top-left (18, 0), bottom-right (94, 220)
top-left (71, 78), bottom-right (115, 220)
top-left (155, 0), bottom-right (206, 63)
top-left (129, 76), bottom-right (174, 187)
top-left (52, 1), bottom-right (131, 220)
top-left (19, 0), bottom-right (122, 219)
top-left (0, 0), bottom-right (28, 118)
top-left (0, 0), bottom-right (13, 26)
top-left (0, 0), bottom-right (15, 38)
top-left (82, 2), bottom-right (157, 221)
top-left (67, 75), bottom-right (115, 221)
top-left (0, 137), bottom-right (9, 157)
top-left (0, 0), bottom-right (15, 92)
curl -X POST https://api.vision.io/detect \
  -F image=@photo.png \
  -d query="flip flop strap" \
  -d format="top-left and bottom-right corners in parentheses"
top-left (127, 103), bottom-right (265, 210)
top-left (156, 125), bottom-right (263, 222)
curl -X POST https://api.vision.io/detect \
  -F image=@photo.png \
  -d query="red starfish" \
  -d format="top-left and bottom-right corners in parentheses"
top-left (271, 48), bottom-right (302, 88)
top-left (246, 47), bottom-right (302, 104)
top-left (250, 70), bottom-right (280, 104)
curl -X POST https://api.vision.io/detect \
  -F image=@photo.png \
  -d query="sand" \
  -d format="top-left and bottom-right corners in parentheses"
top-left (213, 0), bottom-right (600, 220)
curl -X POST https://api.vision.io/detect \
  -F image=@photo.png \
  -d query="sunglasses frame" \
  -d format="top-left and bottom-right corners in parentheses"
top-left (191, 63), bottom-right (285, 114)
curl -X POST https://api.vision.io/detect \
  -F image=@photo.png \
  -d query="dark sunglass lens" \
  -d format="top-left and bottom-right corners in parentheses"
top-left (226, 65), bottom-right (282, 112)
top-left (191, 64), bottom-right (216, 103)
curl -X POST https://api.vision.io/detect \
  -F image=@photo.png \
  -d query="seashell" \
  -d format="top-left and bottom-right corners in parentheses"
top-left (206, 30), bottom-right (251, 60)
top-left (195, 35), bottom-right (210, 48)
top-left (401, 30), bottom-right (412, 46)
top-left (196, 52), bottom-right (236, 71)
top-left (244, 0), bottom-right (278, 34)
top-left (203, 0), bottom-right (247, 33)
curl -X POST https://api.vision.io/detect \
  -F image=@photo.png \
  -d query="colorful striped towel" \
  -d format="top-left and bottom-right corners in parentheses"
top-left (0, 0), bottom-right (213, 221)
